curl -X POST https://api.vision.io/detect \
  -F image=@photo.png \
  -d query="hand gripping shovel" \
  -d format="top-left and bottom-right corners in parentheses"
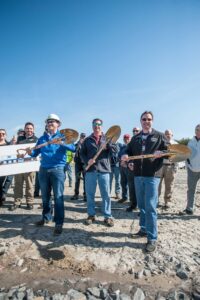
top-left (127, 144), bottom-right (191, 162)
top-left (85, 125), bottom-right (121, 171)
top-left (17, 128), bottom-right (79, 157)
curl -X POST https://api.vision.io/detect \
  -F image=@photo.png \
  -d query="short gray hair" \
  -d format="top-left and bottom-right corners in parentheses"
top-left (195, 124), bottom-right (200, 131)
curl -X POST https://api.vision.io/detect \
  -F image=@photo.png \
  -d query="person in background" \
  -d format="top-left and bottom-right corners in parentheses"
top-left (0, 129), bottom-right (13, 206)
top-left (80, 118), bottom-right (117, 226)
top-left (110, 142), bottom-right (121, 200)
top-left (132, 127), bottom-right (141, 136)
top-left (65, 150), bottom-right (73, 187)
top-left (71, 133), bottom-right (87, 201)
top-left (158, 129), bottom-right (178, 209)
top-left (27, 114), bottom-right (75, 235)
top-left (118, 134), bottom-right (131, 204)
top-left (122, 111), bottom-right (167, 252)
top-left (181, 124), bottom-right (200, 215)
top-left (10, 122), bottom-right (38, 211)
top-left (118, 130), bottom-right (138, 212)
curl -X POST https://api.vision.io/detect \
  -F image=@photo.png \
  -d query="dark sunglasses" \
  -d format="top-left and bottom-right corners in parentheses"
top-left (93, 122), bottom-right (102, 126)
top-left (47, 120), bottom-right (56, 124)
top-left (142, 118), bottom-right (152, 121)
top-left (133, 129), bottom-right (139, 132)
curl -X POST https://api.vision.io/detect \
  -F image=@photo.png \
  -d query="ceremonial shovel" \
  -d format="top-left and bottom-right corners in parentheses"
top-left (85, 125), bottom-right (121, 171)
top-left (16, 128), bottom-right (79, 157)
top-left (126, 144), bottom-right (191, 162)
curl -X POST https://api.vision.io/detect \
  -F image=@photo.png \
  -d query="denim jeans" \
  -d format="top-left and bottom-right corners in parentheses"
top-left (64, 163), bottom-right (72, 186)
top-left (134, 176), bottom-right (160, 241)
top-left (120, 166), bottom-right (128, 200)
top-left (187, 167), bottom-right (200, 211)
top-left (85, 172), bottom-right (112, 218)
top-left (110, 166), bottom-right (121, 195)
top-left (39, 166), bottom-right (66, 225)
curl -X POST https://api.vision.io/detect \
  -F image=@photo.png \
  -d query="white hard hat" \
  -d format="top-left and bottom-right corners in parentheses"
top-left (45, 113), bottom-right (61, 124)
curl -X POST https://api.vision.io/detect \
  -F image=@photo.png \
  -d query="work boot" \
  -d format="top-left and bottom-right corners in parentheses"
top-left (117, 198), bottom-right (128, 204)
top-left (145, 241), bottom-right (157, 253)
top-left (85, 216), bottom-right (95, 225)
top-left (71, 195), bottom-right (79, 200)
top-left (104, 218), bottom-right (114, 227)
top-left (9, 204), bottom-right (21, 211)
top-left (54, 225), bottom-right (63, 235)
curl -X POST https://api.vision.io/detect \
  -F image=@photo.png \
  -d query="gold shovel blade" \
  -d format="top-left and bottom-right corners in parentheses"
top-left (105, 125), bottom-right (121, 143)
top-left (60, 129), bottom-right (79, 144)
top-left (167, 144), bottom-right (191, 162)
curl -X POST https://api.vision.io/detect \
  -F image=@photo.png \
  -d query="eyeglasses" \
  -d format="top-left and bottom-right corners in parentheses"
top-left (47, 120), bottom-right (56, 124)
top-left (141, 118), bottom-right (152, 122)
top-left (93, 122), bottom-right (102, 126)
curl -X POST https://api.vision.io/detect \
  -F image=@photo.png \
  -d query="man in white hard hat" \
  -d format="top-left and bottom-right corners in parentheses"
top-left (27, 114), bottom-right (75, 235)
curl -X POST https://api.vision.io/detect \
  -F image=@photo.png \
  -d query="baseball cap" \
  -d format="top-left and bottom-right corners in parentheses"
top-left (123, 134), bottom-right (130, 139)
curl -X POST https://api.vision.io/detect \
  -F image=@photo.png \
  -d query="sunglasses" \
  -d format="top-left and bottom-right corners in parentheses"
top-left (47, 120), bottom-right (56, 124)
top-left (142, 118), bottom-right (152, 121)
top-left (93, 122), bottom-right (102, 126)
top-left (133, 130), bottom-right (139, 132)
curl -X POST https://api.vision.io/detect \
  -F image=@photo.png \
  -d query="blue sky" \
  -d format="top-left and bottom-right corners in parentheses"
top-left (0, 0), bottom-right (200, 142)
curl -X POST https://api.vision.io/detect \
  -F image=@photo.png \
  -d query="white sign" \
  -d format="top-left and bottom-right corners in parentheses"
top-left (0, 143), bottom-right (40, 176)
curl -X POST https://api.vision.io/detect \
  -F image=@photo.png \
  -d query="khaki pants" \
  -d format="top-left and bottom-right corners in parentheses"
top-left (158, 165), bottom-right (176, 205)
top-left (14, 172), bottom-right (35, 205)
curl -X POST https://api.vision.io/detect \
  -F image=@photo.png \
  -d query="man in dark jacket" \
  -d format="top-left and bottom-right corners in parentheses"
top-left (71, 133), bottom-right (87, 201)
top-left (10, 122), bottom-right (38, 211)
top-left (80, 118), bottom-right (117, 226)
top-left (122, 111), bottom-right (167, 252)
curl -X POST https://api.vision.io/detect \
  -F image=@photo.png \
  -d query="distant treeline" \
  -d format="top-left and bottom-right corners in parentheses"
top-left (175, 138), bottom-right (190, 145)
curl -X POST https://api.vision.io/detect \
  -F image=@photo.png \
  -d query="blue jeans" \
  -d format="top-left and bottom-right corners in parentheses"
top-left (134, 176), bottom-right (160, 241)
top-left (110, 166), bottom-right (121, 195)
top-left (39, 166), bottom-right (66, 225)
top-left (64, 163), bottom-right (72, 186)
top-left (120, 166), bottom-right (129, 200)
top-left (85, 172), bottom-right (112, 218)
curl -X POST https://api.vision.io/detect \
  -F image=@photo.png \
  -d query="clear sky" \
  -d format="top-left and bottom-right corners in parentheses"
top-left (0, 0), bottom-right (200, 142)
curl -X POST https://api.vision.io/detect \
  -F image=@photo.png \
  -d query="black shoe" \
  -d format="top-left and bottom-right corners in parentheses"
top-left (118, 198), bottom-right (128, 204)
top-left (145, 241), bottom-right (156, 253)
top-left (9, 204), bottom-right (21, 211)
top-left (83, 197), bottom-right (87, 202)
top-left (1, 194), bottom-right (6, 202)
top-left (34, 193), bottom-right (39, 198)
top-left (179, 208), bottom-right (193, 215)
top-left (54, 225), bottom-right (63, 235)
top-left (126, 206), bottom-right (137, 212)
top-left (132, 229), bottom-right (147, 237)
top-left (35, 219), bottom-right (49, 226)
top-left (85, 216), bottom-right (95, 225)
top-left (70, 195), bottom-right (79, 200)
top-left (26, 204), bottom-right (34, 210)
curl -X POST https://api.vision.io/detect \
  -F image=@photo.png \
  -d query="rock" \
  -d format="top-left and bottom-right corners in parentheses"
top-left (166, 290), bottom-right (190, 300)
top-left (119, 294), bottom-right (131, 300)
top-left (67, 289), bottom-right (86, 300)
top-left (100, 288), bottom-right (108, 299)
top-left (52, 293), bottom-right (69, 300)
top-left (16, 291), bottom-right (25, 300)
top-left (132, 288), bottom-right (145, 300)
top-left (26, 288), bottom-right (34, 300)
top-left (0, 292), bottom-right (7, 300)
top-left (87, 287), bottom-right (101, 298)
top-left (135, 270), bottom-right (143, 279)
top-left (176, 269), bottom-right (188, 280)
top-left (0, 248), bottom-right (6, 256)
top-left (17, 258), bottom-right (24, 267)
top-left (143, 269), bottom-right (151, 277)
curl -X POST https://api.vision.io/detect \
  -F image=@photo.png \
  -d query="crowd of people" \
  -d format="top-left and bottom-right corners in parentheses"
top-left (0, 111), bottom-right (200, 252)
